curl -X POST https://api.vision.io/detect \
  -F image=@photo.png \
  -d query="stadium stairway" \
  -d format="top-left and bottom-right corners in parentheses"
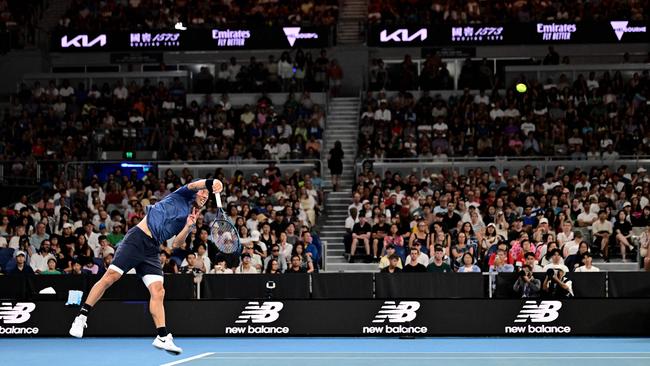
top-left (337, 0), bottom-right (367, 45)
top-left (321, 96), bottom-right (376, 272)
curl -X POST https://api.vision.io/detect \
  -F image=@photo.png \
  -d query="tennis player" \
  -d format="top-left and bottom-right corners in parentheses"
top-left (69, 178), bottom-right (223, 355)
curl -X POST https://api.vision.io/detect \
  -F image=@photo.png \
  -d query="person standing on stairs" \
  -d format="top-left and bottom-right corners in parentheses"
top-left (328, 140), bottom-right (344, 191)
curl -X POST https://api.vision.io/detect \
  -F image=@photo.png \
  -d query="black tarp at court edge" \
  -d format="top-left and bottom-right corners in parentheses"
top-left (311, 273), bottom-right (374, 299)
top-left (375, 273), bottom-right (485, 298)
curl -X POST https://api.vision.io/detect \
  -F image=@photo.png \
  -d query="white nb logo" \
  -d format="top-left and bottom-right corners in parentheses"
top-left (0, 302), bottom-right (36, 324)
top-left (514, 301), bottom-right (562, 323)
top-left (235, 301), bottom-right (283, 324)
top-left (372, 301), bottom-right (420, 323)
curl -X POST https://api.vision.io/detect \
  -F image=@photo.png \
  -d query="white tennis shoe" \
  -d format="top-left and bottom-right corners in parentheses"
top-left (153, 333), bottom-right (183, 355)
top-left (69, 315), bottom-right (87, 338)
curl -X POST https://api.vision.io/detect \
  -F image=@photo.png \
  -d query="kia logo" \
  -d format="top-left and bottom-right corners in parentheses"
top-left (61, 35), bottom-right (107, 48)
top-left (379, 29), bottom-right (428, 43)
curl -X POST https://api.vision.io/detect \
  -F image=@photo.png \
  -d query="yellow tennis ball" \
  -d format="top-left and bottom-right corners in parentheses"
top-left (516, 83), bottom-right (527, 93)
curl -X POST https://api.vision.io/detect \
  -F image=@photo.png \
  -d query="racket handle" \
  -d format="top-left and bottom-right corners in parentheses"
top-left (215, 191), bottom-right (223, 208)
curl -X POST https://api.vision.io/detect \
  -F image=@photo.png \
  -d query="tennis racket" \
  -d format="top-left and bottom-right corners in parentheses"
top-left (209, 192), bottom-right (242, 255)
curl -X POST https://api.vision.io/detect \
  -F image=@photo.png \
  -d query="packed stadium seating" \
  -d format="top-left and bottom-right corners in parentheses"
top-left (344, 163), bottom-right (650, 271)
top-left (58, 0), bottom-right (339, 31)
top-left (360, 68), bottom-right (650, 159)
top-left (367, 0), bottom-right (648, 24)
top-left (3, 77), bottom-right (326, 167)
top-left (0, 162), bottom-right (323, 275)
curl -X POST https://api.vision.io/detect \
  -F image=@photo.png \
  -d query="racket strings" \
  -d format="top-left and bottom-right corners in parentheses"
top-left (211, 211), bottom-right (241, 254)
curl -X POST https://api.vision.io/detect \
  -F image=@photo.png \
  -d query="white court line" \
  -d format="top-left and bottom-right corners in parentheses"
top-left (160, 352), bottom-right (215, 366)
top-left (190, 351), bottom-right (650, 354)
top-left (200, 356), bottom-right (650, 360)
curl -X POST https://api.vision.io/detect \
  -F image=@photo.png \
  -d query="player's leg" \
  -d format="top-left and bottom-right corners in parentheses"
top-left (139, 257), bottom-right (182, 355)
top-left (69, 228), bottom-right (142, 338)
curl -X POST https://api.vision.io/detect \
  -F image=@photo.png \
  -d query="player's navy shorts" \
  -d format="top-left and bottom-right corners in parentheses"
top-left (111, 226), bottom-right (163, 279)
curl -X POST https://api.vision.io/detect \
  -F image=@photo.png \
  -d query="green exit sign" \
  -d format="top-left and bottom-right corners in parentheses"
top-left (124, 151), bottom-right (135, 159)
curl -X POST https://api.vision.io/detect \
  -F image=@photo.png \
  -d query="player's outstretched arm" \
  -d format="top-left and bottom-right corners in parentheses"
top-left (187, 179), bottom-right (223, 193)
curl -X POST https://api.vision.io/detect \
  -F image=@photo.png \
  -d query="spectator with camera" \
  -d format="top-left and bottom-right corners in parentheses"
top-left (543, 268), bottom-right (574, 298)
top-left (513, 265), bottom-right (542, 298)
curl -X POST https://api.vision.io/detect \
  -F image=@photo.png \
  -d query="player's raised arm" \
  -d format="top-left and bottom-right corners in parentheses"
top-left (187, 179), bottom-right (223, 193)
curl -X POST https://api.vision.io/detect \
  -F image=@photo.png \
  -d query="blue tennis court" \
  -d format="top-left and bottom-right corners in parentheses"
top-left (2, 337), bottom-right (650, 366)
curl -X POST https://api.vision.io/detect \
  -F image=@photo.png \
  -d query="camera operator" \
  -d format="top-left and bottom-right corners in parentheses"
top-left (542, 267), bottom-right (574, 298)
top-left (513, 264), bottom-right (541, 298)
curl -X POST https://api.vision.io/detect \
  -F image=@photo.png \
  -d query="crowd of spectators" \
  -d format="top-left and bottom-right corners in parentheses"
top-left (368, 0), bottom-right (648, 24)
top-left (359, 66), bottom-right (650, 159)
top-left (0, 0), bottom-right (44, 51)
top-left (0, 163), bottom-right (323, 275)
top-left (58, 0), bottom-right (339, 31)
top-left (195, 50), bottom-right (343, 95)
top-left (3, 72), bottom-right (328, 182)
top-left (345, 164), bottom-right (650, 276)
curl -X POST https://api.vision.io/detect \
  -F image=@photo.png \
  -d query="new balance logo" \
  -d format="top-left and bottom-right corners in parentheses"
top-left (0, 302), bottom-right (36, 324)
top-left (235, 302), bottom-right (283, 324)
top-left (372, 301), bottom-right (420, 323)
top-left (514, 301), bottom-right (562, 323)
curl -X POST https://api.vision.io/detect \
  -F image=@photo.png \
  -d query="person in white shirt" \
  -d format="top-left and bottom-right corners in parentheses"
top-left (591, 210), bottom-right (613, 261)
top-left (574, 252), bottom-right (600, 272)
top-left (345, 207), bottom-right (359, 232)
top-left (412, 242), bottom-right (429, 266)
top-left (520, 120), bottom-right (536, 136)
top-left (113, 81), bottom-right (128, 100)
top-left (542, 249), bottom-right (570, 273)
top-left (577, 201), bottom-right (597, 227)
top-left (562, 231), bottom-right (582, 258)
top-left (556, 221), bottom-right (575, 248)
top-left (473, 90), bottom-right (489, 105)
top-left (83, 222), bottom-right (101, 257)
top-left (210, 259), bottom-right (233, 274)
top-left (373, 102), bottom-right (391, 122)
top-left (235, 253), bottom-right (259, 274)
top-left (30, 240), bottom-right (54, 273)
top-left (489, 100), bottom-right (505, 120)
top-left (524, 252), bottom-right (544, 272)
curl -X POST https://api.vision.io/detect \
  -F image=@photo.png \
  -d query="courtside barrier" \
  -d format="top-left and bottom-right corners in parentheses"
top-left (375, 273), bottom-right (485, 298)
top-left (2, 272), bottom-right (649, 300)
top-left (2, 299), bottom-right (650, 337)
top-left (495, 272), bottom-right (607, 298)
top-left (0, 275), bottom-right (195, 301)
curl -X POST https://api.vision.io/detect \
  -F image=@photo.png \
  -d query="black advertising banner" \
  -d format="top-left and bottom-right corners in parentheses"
top-left (2, 299), bottom-right (650, 337)
top-left (52, 27), bottom-right (333, 52)
top-left (368, 21), bottom-right (648, 47)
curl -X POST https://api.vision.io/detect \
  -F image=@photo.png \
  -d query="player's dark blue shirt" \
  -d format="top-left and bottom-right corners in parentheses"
top-left (146, 186), bottom-right (196, 243)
